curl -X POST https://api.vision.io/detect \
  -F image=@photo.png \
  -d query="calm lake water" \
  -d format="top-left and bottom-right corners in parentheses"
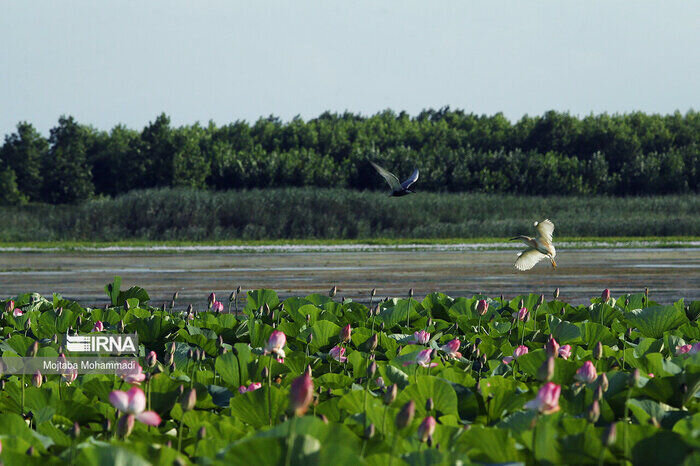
top-left (0, 247), bottom-right (698, 308)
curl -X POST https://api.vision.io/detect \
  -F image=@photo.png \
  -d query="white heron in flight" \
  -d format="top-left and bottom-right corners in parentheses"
top-left (511, 219), bottom-right (557, 270)
top-left (370, 161), bottom-right (419, 197)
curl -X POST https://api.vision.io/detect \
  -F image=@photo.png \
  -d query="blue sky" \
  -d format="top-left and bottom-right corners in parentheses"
top-left (1, 1), bottom-right (698, 138)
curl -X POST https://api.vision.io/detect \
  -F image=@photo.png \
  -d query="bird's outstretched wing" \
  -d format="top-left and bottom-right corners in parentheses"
top-left (514, 248), bottom-right (547, 271)
top-left (535, 219), bottom-right (555, 243)
top-left (370, 162), bottom-right (402, 192)
top-left (401, 168), bottom-right (419, 190)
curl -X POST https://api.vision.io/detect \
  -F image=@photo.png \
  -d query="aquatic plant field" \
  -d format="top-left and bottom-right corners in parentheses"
top-left (0, 278), bottom-right (699, 464)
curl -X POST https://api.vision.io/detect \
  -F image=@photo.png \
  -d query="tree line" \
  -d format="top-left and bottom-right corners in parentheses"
top-left (1, 109), bottom-right (698, 205)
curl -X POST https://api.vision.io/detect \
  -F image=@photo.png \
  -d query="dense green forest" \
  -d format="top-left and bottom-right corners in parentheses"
top-left (1, 188), bottom-right (697, 241)
top-left (0, 109), bottom-right (698, 205)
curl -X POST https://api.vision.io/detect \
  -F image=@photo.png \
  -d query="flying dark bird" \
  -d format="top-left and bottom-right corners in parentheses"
top-left (511, 219), bottom-right (557, 270)
top-left (370, 161), bottom-right (419, 197)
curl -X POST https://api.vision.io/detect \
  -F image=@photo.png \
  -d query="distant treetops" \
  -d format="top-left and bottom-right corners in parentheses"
top-left (1, 109), bottom-right (698, 205)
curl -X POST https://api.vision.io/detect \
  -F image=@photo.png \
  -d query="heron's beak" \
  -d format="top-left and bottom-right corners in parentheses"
top-left (551, 258), bottom-right (557, 269)
top-left (510, 236), bottom-right (526, 241)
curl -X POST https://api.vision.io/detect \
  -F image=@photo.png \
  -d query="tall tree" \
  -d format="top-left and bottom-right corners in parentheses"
top-left (0, 122), bottom-right (48, 201)
top-left (42, 116), bottom-right (94, 204)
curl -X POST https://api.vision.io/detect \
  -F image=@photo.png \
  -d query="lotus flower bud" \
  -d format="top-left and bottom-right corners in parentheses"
top-left (166, 352), bottom-right (174, 365)
top-left (367, 334), bottom-right (378, 352)
top-left (261, 367), bottom-right (269, 379)
top-left (208, 292), bottom-right (216, 309)
top-left (25, 318), bottom-right (32, 330)
top-left (519, 298), bottom-right (524, 309)
top-left (417, 416), bottom-right (436, 443)
top-left (594, 384), bottom-right (604, 401)
top-left (601, 289), bottom-right (611, 303)
top-left (169, 342), bottom-right (176, 354)
top-left (546, 337), bottom-right (560, 358)
top-left (364, 423), bottom-right (375, 439)
top-left (117, 320), bottom-right (125, 333)
top-left (0, 379), bottom-right (5, 390)
top-left (71, 422), bottom-right (80, 439)
top-left (147, 351), bottom-right (157, 368)
top-left (384, 383), bottom-right (397, 405)
top-left (593, 342), bottom-right (603, 360)
top-left (32, 371), bottom-right (42, 388)
top-left (197, 426), bottom-right (206, 440)
top-left (538, 356), bottom-right (555, 382)
top-left (26, 445), bottom-right (35, 456)
top-left (329, 286), bottom-right (337, 298)
top-left (187, 349), bottom-right (194, 360)
top-left (305, 365), bottom-right (312, 377)
top-left (367, 361), bottom-right (377, 378)
top-left (598, 373), bottom-right (609, 392)
top-left (103, 418), bottom-right (111, 432)
top-left (318, 414), bottom-right (328, 424)
top-left (408, 288), bottom-right (414, 298)
top-left (477, 299), bottom-right (489, 316)
top-left (340, 324), bottom-right (352, 343)
top-left (289, 373), bottom-right (314, 416)
top-left (187, 304), bottom-right (193, 314)
top-left (425, 398), bottom-right (434, 412)
top-left (395, 400), bottom-right (415, 430)
top-left (603, 423), bottom-right (616, 446)
top-left (537, 294), bottom-right (545, 306)
top-left (5, 300), bottom-right (15, 313)
top-left (169, 362), bottom-right (176, 372)
top-left (55, 306), bottom-right (63, 317)
top-left (380, 322), bottom-right (385, 331)
top-left (306, 333), bottom-right (313, 344)
top-left (587, 400), bottom-right (600, 424)
top-left (631, 368), bottom-right (640, 386)
top-left (553, 288), bottom-right (560, 299)
top-left (196, 348), bottom-right (203, 361)
top-left (370, 288), bottom-right (376, 297)
top-left (181, 388), bottom-right (197, 412)
top-left (117, 414), bottom-right (135, 438)
top-left (26, 341), bottom-right (39, 358)
top-left (228, 291), bottom-right (235, 303)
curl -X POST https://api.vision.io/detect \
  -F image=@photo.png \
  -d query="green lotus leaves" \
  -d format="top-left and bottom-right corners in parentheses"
top-left (1, 282), bottom-right (699, 464)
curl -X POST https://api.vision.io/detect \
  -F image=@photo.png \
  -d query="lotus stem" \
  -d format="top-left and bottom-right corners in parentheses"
top-left (177, 413), bottom-right (185, 452)
top-left (267, 356), bottom-right (274, 426)
top-left (284, 415), bottom-right (296, 466)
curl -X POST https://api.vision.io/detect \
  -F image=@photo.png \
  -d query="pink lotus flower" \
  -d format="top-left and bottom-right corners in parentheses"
top-left (476, 299), bottom-right (489, 316)
top-left (289, 373), bottom-right (314, 416)
top-left (146, 351), bottom-right (158, 368)
top-left (558, 345), bottom-right (572, 360)
top-left (601, 289), bottom-right (611, 302)
top-left (575, 361), bottom-right (597, 384)
top-left (544, 336), bottom-right (558, 356)
top-left (403, 349), bottom-right (438, 368)
top-left (413, 330), bottom-right (430, 345)
top-left (517, 307), bottom-right (529, 321)
top-left (524, 382), bottom-right (561, 414)
top-left (13, 307), bottom-right (23, 317)
top-left (648, 373), bottom-right (655, 378)
top-left (211, 301), bottom-right (224, 313)
top-left (92, 321), bottom-right (104, 332)
top-left (329, 345), bottom-right (347, 363)
top-left (677, 344), bottom-right (693, 355)
top-left (264, 330), bottom-right (287, 360)
top-left (109, 386), bottom-right (161, 426)
top-left (503, 345), bottom-right (529, 364)
top-left (32, 370), bottom-right (42, 388)
top-left (238, 382), bottom-right (262, 394)
top-left (417, 416), bottom-right (436, 442)
top-left (62, 367), bottom-right (78, 385)
top-left (208, 292), bottom-right (216, 308)
top-left (440, 339), bottom-right (462, 359)
top-left (340, 324), bottom-right (352, 343)
top-left (117, 361), bottom-right (146, 384)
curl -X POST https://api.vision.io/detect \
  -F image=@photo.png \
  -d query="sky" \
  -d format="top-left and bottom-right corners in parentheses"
top-left (1, 1), bottom-right (698, 138)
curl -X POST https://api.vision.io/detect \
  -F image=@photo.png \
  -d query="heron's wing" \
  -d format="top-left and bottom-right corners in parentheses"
top-left (400, 168), bottom-right (419, 190)
top-left (370, 162), bottom-right (402, 191)
top-left (514, 248), bottom-right (547, 271)
top-left (535, 219), bottom-right (555, 243)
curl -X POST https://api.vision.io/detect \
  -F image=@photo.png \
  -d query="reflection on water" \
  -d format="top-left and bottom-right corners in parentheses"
top-left (0, 248), bottom-right (697, 307)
